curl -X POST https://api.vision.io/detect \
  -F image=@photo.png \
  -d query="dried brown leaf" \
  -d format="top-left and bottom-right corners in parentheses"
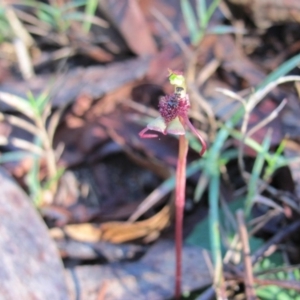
top-left (100, 0), bottom-right (157, 56)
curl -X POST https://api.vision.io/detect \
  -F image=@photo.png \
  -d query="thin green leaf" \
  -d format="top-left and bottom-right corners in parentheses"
top-left (245, 131), bottom-right (271, 217)
top-left (21, 0), bottom-right (57, 14)
top-left (0, 151), bottom-right (36, 164)
top-left (207, 25), bottom-right (246, 35)
top-left (62, 0), bottom-right (87, 11)
top-left (36, 91), bottom-right (50, 113)
top-left (196, 0), bottom-right (207, 29)
top-left (63, 11), bottom-right (106, 28)
top-left (263, 140), bottom-right (286, 181)
top-left (206, 0), bottom-right (220, 22)
top-left (180, 0), bottom-right (199, 44)
top-left (219, 149), bottom-right (239, 162)
top-left (27, 91), bottom-right (39, 112)
top-left (193, 113), bottom-right (242, 201)
top-left (44, 167), bottom-right (65, 191)
top-left (26, 140), bottom-right (42, 205)
top-left (257, 53), bottom-right (300, 90)
top-left (225, 126), bottom-right (288, 168)
top-left (37, 10), bottom-right (56, 26)
top-left (83, 0), bottom-right (98, 32)
top-left (209, 173), bottom-right (223, 282)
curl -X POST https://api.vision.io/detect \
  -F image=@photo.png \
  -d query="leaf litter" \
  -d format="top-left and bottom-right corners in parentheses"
top-left (1, 0), bottom-right (300, 299)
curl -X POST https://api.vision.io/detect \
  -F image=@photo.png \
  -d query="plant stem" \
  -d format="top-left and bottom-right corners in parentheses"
top-left (175, 134), bottom-right (189, 300)
top-left (209, 173), bottom-right (226, 298)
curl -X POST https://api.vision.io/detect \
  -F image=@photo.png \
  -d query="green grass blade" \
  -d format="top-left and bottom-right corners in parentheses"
top-left (193, 114), bottom-right (242, 201)
top-left (263, 140), bottom-right (286, 181)
top-left (82, 0), bottom-right (98, 32)
top-left (0, 151), bottom-right (36, 164)
top-left (62, 0), bottom-right (87, 11)
top-left (193, 53), bottom-right (300, 211)
top-left (37, 10), bottom-right (56, 26)
top-left (44, 167), bottom-right (65, 191)
top-left (245, 132), bottom-right (271, 217)
top-left (207, 25), bottom-right (246, 35)
top-left (37, 92), bottom-right (50, 113)
top-left (196, 0), bottom-right (207, 29)
top-left (206, 0), bottom-right (220, 22)
top-left (209, 172), bottom-right (223, 283)
top-left (26, 150), bottom-right (42, 205)
top-left (224, 125), bottom-right (288, 168)
top-left (194, 172), bottom-right (209, 202)
top-left (257, 53), bottom-right (300, 90)
top-left (180, 0), bottom-right (199, 44)
top-left (22, 0), bottom-right (58, 15)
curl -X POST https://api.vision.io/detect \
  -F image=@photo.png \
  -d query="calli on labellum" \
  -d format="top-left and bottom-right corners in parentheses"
top-left (139, 70), bottom-right (207, 156)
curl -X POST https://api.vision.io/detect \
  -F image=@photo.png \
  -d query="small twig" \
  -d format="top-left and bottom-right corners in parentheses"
top-left (261, 183), bottom-right (300, 214)
top-left (14, 8), bottom-right (51, 31)
top-left (246, 98), bottom-right (287, 138)
top-left (33, 47), bottom-right (76, 67)
top-left (216, 87), bottom-right (246, 107)
top-left (196, 59), bottom-right (220, 86)
top-left (249, 209), bottom-right (281, 236)
top-left (129, 158), bottom-right (205, 222)
top-left (3, 2), bottom-right (35, 47)
top-left (150, 8), bottom-right (192, 59)
top-left (188, 83), bottom-right (217, 140)
top-left (97, 281), bottom-right (108, 300)
top-left (13, 38), bottom-right (35, 80)
top-left (252, 194), bottom-right (284, 212)
top-left (3, 2), bottom-right (35, 79)
top-left (35, 116), bottom-right (58, 187)
top-left (232, 276), bottom-right (300, 292)
top-left (239, 76), bottom-right (300, 179)
top-left (47, 105), bottom-right (67, 144)
top-left (223, 234), bottom-right (241, 265)
top-left (123, 99), bottom-right (160, 118)
top-left (254, 264), bottom-right (300, 276)
top-left (236, 210), bottom-right (257, 300)
top-left (251, 220), bottom-right (300, 266)
top-left (253, 278), bottom-right (300, 291)
top-left (129, 179), bottom-right (174, 222)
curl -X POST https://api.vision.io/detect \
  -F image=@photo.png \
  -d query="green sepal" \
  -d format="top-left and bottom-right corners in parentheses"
top-left (147, 116), bottom-right (166, 133)
top-left (166, 117), bottom-right (186, 135)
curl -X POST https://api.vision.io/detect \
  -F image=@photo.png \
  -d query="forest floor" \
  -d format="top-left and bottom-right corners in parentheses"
top-left (1, 1), bottom-right (300, 299)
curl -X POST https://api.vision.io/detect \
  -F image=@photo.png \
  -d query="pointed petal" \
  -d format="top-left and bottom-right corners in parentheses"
top-left (147, 116), bottom-right (167, 133)
top-left (166, 117), bottom-right (186, 135)
top-left (184, 117), bottom-right (207, 156)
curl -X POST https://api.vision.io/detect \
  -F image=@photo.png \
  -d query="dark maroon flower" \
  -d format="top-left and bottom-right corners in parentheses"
top-left (139, 70), bottom-right (206, 156)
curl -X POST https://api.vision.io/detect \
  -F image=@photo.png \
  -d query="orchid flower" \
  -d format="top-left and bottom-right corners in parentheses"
top-left (139, 70), bottom-right (207, 299)
top-left (139, 70), bottom-right (207, 156)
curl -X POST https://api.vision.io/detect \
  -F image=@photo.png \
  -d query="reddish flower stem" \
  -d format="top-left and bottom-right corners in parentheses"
top-left (175, 134), bottom-right (189, 300)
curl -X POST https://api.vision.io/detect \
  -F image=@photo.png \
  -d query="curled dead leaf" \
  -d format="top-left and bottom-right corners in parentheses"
top-left (57, 205), bottom-right (171, 244)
